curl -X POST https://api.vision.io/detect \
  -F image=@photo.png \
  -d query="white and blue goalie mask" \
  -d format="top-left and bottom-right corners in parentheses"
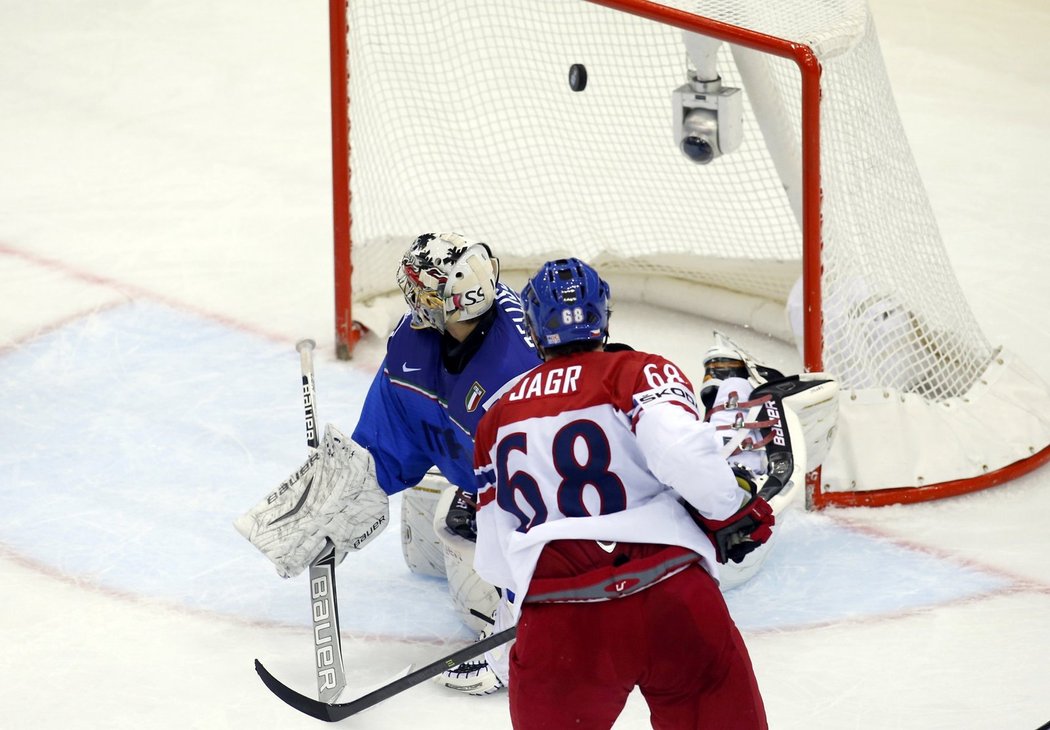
top-left (397, 232), bottom-right (500, 333)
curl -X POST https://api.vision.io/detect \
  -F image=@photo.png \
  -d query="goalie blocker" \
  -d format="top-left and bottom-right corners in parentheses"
top-left (233, 424), bottom-right (390, 578)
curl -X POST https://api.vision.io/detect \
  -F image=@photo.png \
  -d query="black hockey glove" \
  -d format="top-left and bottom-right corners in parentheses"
top-left (445, 488), bottom-right (478, 542)
top-left (687, 469), bottom-right (775, 564)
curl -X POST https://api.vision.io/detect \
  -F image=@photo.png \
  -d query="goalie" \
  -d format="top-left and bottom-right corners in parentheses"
top-left (233, 232), bottom-right (542, 647)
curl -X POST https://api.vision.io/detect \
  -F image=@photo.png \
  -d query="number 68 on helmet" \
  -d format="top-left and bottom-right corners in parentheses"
top-left (520, 257), bottom-right (611, 350)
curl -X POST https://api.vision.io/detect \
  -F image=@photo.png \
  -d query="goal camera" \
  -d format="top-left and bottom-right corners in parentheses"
top-left (672, 79), bottom-right (743, 164)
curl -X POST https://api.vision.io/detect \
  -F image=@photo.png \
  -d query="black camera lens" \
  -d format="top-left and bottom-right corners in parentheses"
top-left (681, 136), bottom-right (714, 164)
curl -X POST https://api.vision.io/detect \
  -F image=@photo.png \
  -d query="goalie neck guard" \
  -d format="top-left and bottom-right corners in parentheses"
top-left (397, 232), bottom-right (499, 334)
top-left (521, 258), bottom-right (611, 350)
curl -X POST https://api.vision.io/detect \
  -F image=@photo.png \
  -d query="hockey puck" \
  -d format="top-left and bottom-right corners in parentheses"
top-left (568, 63), bottom-right (588, 92)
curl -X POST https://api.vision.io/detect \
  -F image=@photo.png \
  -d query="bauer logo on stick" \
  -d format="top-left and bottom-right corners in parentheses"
top-left (310, 569), bottom-right (341, 694)
top-left (302, 380), bottom-right (316, 443)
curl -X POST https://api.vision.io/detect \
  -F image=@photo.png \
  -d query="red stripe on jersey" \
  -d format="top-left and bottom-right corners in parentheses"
top-left (477, 486), bottom-right (495, 508)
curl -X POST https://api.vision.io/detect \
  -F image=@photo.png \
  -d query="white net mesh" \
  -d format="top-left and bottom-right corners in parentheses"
top-left (340, 0), bottom-right (993, 402)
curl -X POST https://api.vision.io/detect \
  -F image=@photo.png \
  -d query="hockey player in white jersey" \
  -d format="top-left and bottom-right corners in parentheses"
top-left (471, 258), bottom-right (774, 728)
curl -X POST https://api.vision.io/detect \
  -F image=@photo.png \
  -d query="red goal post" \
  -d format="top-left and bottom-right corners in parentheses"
top-left (327, 0), bottom-right (1050, 508)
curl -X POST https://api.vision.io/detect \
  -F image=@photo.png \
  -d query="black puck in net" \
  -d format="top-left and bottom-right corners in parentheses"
top-left (568, 63), bottom-right (588, 92)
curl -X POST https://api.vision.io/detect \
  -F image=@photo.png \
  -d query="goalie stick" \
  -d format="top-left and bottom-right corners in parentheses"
top-left (297, 338), bottom-right (348, 703)
top-left (255, 626), bottom-right (517, 722)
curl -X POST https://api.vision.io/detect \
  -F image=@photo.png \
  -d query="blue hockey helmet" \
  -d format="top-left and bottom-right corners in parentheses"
top-left (521, 258), bottom-right (611, 349)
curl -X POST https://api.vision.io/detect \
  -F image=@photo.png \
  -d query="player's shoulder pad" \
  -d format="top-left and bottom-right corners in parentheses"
top-left (628, 352), bottom-right (700, 416)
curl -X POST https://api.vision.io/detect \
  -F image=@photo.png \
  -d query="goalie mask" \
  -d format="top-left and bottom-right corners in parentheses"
top-left (521, 258), bottom-right (611, 349)
top-left (397, 232), bottom-right (500, 333)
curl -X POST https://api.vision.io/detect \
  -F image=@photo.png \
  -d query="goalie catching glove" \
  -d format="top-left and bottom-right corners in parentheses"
top-left (687, 468), bottom-right (775, 564)
top-left (233, 424), bottom-right (390, 578)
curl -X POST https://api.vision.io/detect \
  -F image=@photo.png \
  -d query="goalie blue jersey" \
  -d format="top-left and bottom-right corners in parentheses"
top-left (352, 284), bottom-right (540, 495)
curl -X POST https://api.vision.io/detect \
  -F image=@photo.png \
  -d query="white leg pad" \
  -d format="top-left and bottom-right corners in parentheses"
top-left (400, 482), bottom-right (447, 578)
top-left (433, 486), bottom-right (500, 633)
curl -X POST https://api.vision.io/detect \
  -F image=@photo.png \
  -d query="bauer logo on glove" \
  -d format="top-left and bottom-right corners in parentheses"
top-left (266, 451), bottom-right (320, 508)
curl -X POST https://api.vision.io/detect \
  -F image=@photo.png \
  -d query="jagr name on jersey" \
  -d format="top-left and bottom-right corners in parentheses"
top-left (507, 364), bottom-right (583, 401)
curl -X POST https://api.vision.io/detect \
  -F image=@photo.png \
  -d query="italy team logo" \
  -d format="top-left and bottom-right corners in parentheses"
top-left (465, 382), bottom-right (485, 412)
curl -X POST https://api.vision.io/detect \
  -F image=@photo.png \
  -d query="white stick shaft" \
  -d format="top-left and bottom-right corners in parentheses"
top-left (295, 338), bottom-right (347, 703)
top-left (296, 339), bottom-right (319, 449)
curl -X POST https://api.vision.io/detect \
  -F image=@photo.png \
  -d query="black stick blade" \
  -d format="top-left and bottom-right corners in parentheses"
top-left (254, 626), bottom-right (517, 722)
top-left (255, 659), bottom-right (341, 722)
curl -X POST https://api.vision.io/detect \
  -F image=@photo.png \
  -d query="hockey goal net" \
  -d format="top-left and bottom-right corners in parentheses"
top-left (327, 0), bottom-right (1050, 507)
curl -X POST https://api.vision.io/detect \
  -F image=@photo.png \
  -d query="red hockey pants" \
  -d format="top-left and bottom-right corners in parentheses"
top-left (508, 564), bottom-right (767, 729)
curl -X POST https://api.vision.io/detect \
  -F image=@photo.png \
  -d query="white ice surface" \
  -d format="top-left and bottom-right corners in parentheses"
top-left (1, 2), bottom-right (1048, 729)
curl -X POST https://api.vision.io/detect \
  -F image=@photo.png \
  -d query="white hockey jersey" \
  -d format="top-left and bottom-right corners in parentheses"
top-left (472, 348), bottom-right (744, 616)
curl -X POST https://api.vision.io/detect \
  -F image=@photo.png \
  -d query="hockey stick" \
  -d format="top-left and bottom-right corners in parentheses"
top-left (255, 626), bottom-right (517, 722)
top-left (297, 338), bottom-right (348, 703)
